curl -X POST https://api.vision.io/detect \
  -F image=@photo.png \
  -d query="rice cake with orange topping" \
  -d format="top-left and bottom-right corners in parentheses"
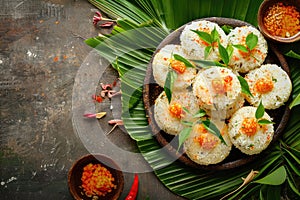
top-left (244, 64), bottom-right (292, 109)
top-left (152, 44), bottom-right (197, 91)
top-left (192, 67), bottom-right (243, 119)
top-left (180, 20), bottom-right (228, 61)
top-left (228, 106), bottom-right (274, 155)
top-left (154, 90), bottom-right (199, 135)
top-left (228, 26), bottom-right (268, 73)
top-left (184, 120), bottom-right (232, 165)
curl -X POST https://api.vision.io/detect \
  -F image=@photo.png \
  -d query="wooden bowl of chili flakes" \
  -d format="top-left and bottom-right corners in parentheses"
top-left (68, 154), bottom-right (124, 200)
top-left (258, 0), bottom-right (300, 43)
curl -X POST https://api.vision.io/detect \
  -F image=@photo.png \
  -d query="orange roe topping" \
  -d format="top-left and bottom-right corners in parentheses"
top-left (264, 2), bottom-right (300, 38)
top-left (211, 75), bottom-right (233, 94)
top-left (254, 77), bottom-right (274, 94)
top-left (170, 60), bottom-right (186, 74)
top-left (194, 124), bottom-right (218, 150)
top-left (240, 117), bottom-right (258, 136)
top-left (168, 102), bottom-right (183, 118)
top-left (81, 163), bottom-right (116, 198)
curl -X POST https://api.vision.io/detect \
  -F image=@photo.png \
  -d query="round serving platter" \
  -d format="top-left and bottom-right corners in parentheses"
top-left (143, 17), bottom-right (291, 170)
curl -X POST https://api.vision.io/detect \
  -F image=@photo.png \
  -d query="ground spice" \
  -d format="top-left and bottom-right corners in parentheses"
top-left (80, 163), bottom-right (116, 198)
top-left (264, 2), bottom-right (300, 38)
top-left (168, 102), bottom-right (183, 118)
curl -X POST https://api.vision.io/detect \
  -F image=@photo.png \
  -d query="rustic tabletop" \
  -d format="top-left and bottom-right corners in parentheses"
top-left (0, 0), bottom-right (184, 199)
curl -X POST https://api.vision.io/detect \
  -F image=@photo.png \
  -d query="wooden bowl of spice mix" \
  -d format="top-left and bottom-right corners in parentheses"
top-left (258, 0), bottom-right (300, 43)
top-left (68, 154), bottom-right (124, 200)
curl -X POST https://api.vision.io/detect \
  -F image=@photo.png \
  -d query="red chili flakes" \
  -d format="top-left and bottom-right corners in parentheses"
top-left (53, 56), bottom-right (59, 62)
top-left (211, 75), bottom-right (233, 95)
top-left (254, 77), bottom-right (274, 94)
top-left (264, 2), bottom-right (300, 38)
top-left (240, 117), bottom-right (258, 137)
top-left (170, 59), bottom-right (186, 74)
top-left (81, 163), bottom-right (116, 198)
top-left (168, 102), bottom-right (183, 118)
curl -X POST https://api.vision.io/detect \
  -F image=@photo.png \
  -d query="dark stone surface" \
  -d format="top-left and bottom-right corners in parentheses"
top-left (0, 0), bottom-right (183, 199)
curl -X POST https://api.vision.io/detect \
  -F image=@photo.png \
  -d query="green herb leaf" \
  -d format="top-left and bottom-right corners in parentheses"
top-left (211, 27), bottom-right (219, 42)
top-left (237, 76), bottom-right (253, 97)
top-left (258, 119), bottom-right (274, 125)
top-left (204, 46), bottom-right (212, 59)
top-left (226, 44), bottom-right (234, 60)
top-left (256, 100), bottom-right (265, 119)
top-left (202, 120), bottom-right (226, 145)
top-left (191, 30), bottom-right (212, 44)
top-left (246, 32), bottom-right (258, 51)
top-left (173, 54), bottom-right (195, 68)
top-left (193, 109), bottom-right (206, 118)
top-left (182, 107), bottom-right (191, 114)
top-left (192, 60), bottom-right (222, 68)
top-left (233, 44), bottom-right (248, 53)
top-left (218, 41), bottom-right (229, 65)
top-left (254, 166), bottom-right (287, 185)
top-left (164, 70), bottom-right (177, 103)
top-left (221, 25), bottom-right (233, 34)
top-left (289, 93), bottom-right (300, 109)
top-left (178, 127), bottom-right (192, 151)
top-left (181, 120), bottom-right (193, 126)
top-left (285, 50), bottom-right (300, 60)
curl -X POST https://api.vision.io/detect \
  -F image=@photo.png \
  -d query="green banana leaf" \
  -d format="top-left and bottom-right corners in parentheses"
top-left (86, 0), bottom-right (300, 199)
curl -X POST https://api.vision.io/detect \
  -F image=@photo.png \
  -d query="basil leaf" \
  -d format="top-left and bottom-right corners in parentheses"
top-left (202, 120), bottom-right (226, 145)
top-left (256, 100), bottom-right (265, 119)
top-left (211, 27), bottom-right (219, 42)
top-left (285, 50), bottom-right (300, 60)
top-left (221, 25), bottom-right (233, 34)
top-left (258, 119), bottom-right (274, 125)
top-left (226, 44), bottom-right (234, 60)
top-left (218, 41), bottom-right (229, 65)
top-left (289, 93), bottom-right (300, 109)
top-left (181, 120), bottom-right (193, 126)
top-left (254, 166), bottom-right (287, 185)
top-left (204, 46), bottom-right (212, 59)
top-left (173, 54), bottom-right (195, 68)
top-left (233, 44), bottom-right (248, 53)
top-left (164, 70), bottom-right (177, 103)
top-left (182, 106), bottom-right (191, 114)
top-left (246, 33), bottom-right (258, 51)
top-left (191, 30), bottom-right (212, 44)
top-left (192, 60), bottom-right (218, 68)
top-left (178, 127), bottom-right (192, 151)
top-left (193, 109), bottom-right (206, 118)
top-left (237, 76), bottom-right (253, 97)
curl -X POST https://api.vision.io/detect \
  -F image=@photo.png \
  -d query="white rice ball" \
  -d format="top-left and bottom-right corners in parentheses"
top-left (228, 26), bottom-right (268, 73)
top-left (184, 120), bottom-right (232, 165)
top-left (228, 106), bottom-right (274, 155)
top-left (244, 64), bottom-right (292, 109)
top-left (152, 44), bottom-right (197, 91)
top-left (180, 20), bottom-right (228, 61)
top-left (154, 90), bottom-right (199, 135)
top-left (192, 67), bottom-right (242, 118)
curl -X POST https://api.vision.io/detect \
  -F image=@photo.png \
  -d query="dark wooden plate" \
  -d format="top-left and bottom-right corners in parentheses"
top-left (143, 17), bottom-right (291, 170)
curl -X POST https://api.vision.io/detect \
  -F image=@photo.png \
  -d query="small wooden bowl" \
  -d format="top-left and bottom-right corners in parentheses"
top-left (68, 154), bottom-right (124, 200)
top-left (257, 0), bottom-right (300, 43)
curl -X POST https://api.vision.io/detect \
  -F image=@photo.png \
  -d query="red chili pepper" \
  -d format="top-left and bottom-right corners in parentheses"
top-left (125, 174), bottom-right (139, 200)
